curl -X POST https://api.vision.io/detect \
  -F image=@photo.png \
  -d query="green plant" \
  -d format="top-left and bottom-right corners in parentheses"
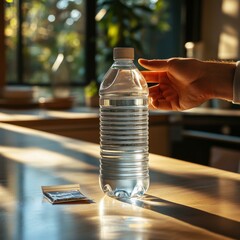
top-left (96, 0), bottom-right (169, 78)
top-left (84, 80), bottom-right (99, 97)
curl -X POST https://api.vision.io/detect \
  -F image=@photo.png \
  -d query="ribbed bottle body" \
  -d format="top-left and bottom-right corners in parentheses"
top-left (99, 95), bottom-right (149, 198)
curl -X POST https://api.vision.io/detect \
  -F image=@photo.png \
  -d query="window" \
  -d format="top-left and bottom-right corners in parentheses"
top-left (4, 0), bottom-right (95, 87)
top-left (4, 0), bottom-right (186, 91)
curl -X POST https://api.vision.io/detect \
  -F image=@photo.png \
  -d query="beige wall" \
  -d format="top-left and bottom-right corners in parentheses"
top-left (201, 0), bottom-right (240, 60)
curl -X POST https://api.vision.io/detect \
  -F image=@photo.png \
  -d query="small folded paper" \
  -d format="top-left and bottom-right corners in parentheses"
top-left (41, 184), bottom-right (94, 204)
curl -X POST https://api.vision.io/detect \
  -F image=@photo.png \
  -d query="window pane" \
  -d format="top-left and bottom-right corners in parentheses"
top-left (6, 0), bottom-right (87, 86)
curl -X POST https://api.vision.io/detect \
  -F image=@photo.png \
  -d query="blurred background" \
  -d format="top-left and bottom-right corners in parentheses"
top-left (2, 0), bottom-right (240, 105)
top-left (1, 0), bottom-right (240, 172)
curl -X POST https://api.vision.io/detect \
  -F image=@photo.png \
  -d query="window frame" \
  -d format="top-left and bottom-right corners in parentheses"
top-left (0, 2), bottom-right (6, 89)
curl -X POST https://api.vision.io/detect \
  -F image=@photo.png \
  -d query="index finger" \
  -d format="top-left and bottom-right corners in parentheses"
top-left (138, 58), bottom-right (169, 71)
top-left (141, 71), bottom-right (167, 83)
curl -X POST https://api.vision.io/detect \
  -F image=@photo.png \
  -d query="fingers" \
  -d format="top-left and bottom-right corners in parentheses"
top-left (139, 58), bottom-right (180, 110)
top-left (148, 84), bottom-right (179, 110)
top-left (149, 96), bottom-right (172, 110)
top-left (148, 85), bottom-right (171, 110)
top-left (138, 58), bottom-right (169, 71)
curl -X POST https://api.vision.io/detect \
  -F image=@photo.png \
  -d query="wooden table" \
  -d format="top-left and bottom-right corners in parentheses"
top-left (0, 123), bottom-right (239, 240)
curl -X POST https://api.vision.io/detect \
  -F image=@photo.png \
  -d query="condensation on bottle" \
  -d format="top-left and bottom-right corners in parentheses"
top-left (99, 47), bottom-right (149, 198)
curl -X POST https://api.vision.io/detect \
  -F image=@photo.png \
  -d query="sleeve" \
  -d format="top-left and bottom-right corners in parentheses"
top-left (232, 61), bottom-right (240, 104)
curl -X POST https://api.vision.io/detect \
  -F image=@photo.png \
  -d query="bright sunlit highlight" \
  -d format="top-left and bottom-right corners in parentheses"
top-left (218, 0), bottom-right (239, 59)
top-left (222, 0), bottom-right (239, 17)
top-left (66, 18), bottom-right (74, 26)
top-left (71, 9), bottom-right (82, 21)
top-left (56, 0), bottom-right (68, 10)
top-left (218, 31), bottom-right (238, 59)
top-left (48, 15), bottom-right (56, 22)
top-left (52, 53), bottom-right (64, 72)
top-left (95, 8), bottom-right (107, 21)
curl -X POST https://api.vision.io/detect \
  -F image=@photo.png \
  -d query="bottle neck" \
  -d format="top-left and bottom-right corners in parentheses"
top-left (112, 59), bottom-right (135, 69)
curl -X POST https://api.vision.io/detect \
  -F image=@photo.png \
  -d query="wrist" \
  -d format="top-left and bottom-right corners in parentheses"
top-left (206, 61), bottom-right (235, 101)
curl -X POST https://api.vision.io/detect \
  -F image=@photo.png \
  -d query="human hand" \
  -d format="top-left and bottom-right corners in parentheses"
top-left (138, 58), bottom-right (235, 111)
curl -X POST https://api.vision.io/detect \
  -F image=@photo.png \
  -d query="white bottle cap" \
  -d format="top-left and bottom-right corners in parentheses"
top-left (113, 47), bottom-right (134, 60)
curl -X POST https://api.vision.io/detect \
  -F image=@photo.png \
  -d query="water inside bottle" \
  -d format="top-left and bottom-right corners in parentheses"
top-left (100, 95), bottom-right (149, 198)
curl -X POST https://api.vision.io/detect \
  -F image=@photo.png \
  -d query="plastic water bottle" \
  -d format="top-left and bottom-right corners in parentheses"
top-left (99, 47), bottom-right (149, 198)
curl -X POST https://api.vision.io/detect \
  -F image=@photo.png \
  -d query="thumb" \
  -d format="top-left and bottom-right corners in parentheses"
top-left (138, 58), bottom-right (169, 71)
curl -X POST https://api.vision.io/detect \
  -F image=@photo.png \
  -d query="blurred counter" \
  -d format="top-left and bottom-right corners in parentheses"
top-left (0, 107), bottom-right (173, 156)
top-left (1, 107), bottom-right (240, 166)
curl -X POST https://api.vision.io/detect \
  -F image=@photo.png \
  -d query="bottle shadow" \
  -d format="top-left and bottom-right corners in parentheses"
top-left (118, 194), bottom-right (240, 239)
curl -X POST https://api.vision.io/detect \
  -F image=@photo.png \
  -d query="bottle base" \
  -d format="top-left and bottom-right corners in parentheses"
top-left (101, 180), bottom-right (149, 199)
